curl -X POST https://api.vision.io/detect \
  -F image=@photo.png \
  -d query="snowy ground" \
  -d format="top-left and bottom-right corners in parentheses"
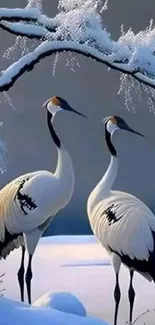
top-left (1, 235), bottom-right (155, 325)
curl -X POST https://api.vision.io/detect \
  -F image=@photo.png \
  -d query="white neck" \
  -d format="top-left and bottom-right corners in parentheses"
top-left (47, 113), bottom-right (75, 206)
top-left (99, 155), bottom-right (118, 193)
top-left (54, 146), bottom-right (75, 205)
top-left (55, 146), bottom-right (73, 178)
top-left (87, 155), bottom-right (118, 214)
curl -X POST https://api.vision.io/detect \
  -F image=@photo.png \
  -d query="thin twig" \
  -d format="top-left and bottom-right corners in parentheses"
top-left (0, 273), bottom-right (5, 298)
top-left (131, 308), bottom-right (155, 325)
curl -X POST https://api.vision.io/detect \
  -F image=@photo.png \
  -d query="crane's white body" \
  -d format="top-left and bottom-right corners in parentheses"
top-left (87, 117), bottom-right (150, 325)
top-left (0, 146), bottom-right (74, 257)
top-left (0, 95), bottom-right (84, 305)
top-left (87, 155), bottom-right (155, 281)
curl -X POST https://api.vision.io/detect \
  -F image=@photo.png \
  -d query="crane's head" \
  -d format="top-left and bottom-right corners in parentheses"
top-left (103, 116), bottom-right (144, 137)
top-left (43, 96), bottom-right (87, 118)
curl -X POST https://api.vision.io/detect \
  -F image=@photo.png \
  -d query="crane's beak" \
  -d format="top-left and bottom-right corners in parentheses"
top-left (122, 123), bottom-right (144, 137)
top-left (65, 103), bottom-right (87, 118)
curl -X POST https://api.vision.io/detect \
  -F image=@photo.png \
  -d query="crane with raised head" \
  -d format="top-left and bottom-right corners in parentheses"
top-left (0, 95), bottom-right (86, 304)
top-left (87, 116), bottom-right (155, 325)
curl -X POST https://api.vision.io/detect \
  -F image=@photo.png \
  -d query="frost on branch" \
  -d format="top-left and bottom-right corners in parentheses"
top-left (0, 0), bottom-right (155, 110)
top-left (27, 0), bottom-right (43, 12)
top-left (0, 121), bottom-right (7, 174)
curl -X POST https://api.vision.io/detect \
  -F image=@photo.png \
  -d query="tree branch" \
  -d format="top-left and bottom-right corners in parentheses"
top-left (0, 40), bottom-right (155, 92)
top-left (0, 8), bottom-right (57, 32)
top-left (0, 21), bottom-right (53, 39)
top-left (0, 4), bottom-right (155, 95)
top-left (0, 8), bottom-right (40, 22)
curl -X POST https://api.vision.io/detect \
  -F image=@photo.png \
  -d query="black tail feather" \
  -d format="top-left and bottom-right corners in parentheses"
top-left (109, 231), bottom-right (155, 282)
top-left (0, 227), bottom-right (24, 259)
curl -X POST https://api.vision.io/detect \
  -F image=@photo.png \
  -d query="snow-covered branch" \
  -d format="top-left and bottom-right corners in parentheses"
top-left (0, 8), bottom-right (57, 33)
top-left (0, 8), bottom-right (40, 22)
top-left (1, 0), bottom-right (155, 106)
top-left (0, 21), bottom-right (53, 39)
top-left (1, 40), bottom-right (155, 92)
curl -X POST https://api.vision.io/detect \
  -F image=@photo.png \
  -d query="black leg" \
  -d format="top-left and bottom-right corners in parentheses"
top-left (17, 245), bottom-right (25, 302)
top-left (25, 254), bottom-right (33, 304)
top-left (114, 273), bottom-right (121, 325)
top-left (128, 269), bottom-right (135, 324)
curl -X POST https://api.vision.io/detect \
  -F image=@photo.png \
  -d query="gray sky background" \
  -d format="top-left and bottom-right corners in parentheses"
top-left (0, 0), bottom-right (155, 235)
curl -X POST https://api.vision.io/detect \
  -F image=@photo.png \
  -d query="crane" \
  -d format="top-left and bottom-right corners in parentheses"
top-left (0, 96), bottom-right (86, 304)
top-left (87, 116), bottom-right (155, 325)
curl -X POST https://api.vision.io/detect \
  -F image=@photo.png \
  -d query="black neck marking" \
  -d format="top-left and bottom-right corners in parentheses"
top-left (105, 124), bottom-right (117, 157)
top-left (47, 110), bottom-right (61, 148)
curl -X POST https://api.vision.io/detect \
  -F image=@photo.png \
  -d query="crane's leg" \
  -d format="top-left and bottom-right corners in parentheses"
top-left (17, 245), bottom-right (25, 302)
top-left (128, 269), bottom-right (135, 324)
top-left (25, 254), bottom-right (33, 304)
top-left (112, 254), bottom-right (121, 325)
top-left (114, 272), bottom-right (121, 325)
top-left (24, 229), bottom-right (43, 305)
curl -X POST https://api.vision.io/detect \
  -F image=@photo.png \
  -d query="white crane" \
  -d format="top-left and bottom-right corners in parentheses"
top-left (0, 95), bottom-right (86, 304)
top-left (87, 116), bottom-right (155, 325)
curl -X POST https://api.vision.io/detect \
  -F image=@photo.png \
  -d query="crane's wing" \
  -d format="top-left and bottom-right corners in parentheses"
top-left (0, 171), bottom-right (43, 259)
top-left (0, 169), bottom-right (60, 259)
top-left (93, 191), bottom-right (155, 280)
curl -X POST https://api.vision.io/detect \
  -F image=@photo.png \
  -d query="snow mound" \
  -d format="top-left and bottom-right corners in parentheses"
top-left (33, 291), bottom-right (87, 316)
top-left (0, 297), bottom-right (109, 325)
